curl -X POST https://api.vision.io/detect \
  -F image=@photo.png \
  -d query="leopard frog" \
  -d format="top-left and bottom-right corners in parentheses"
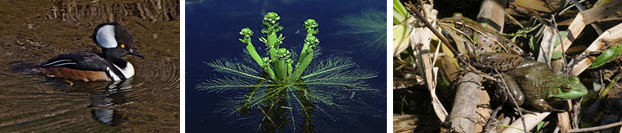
top-left (439, 13), bottom-right (524, 71)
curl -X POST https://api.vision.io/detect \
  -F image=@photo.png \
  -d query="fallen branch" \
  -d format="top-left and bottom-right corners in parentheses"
top-left (448, 72), bottom-right (482, 132)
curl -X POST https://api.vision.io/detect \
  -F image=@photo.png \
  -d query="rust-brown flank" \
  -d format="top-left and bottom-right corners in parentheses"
top-left (42, 67), bottom-right (110, 82)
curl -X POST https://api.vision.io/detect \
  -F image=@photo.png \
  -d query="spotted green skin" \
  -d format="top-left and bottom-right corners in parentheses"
top-left (439, 13), bottom-right (524, 71)
top-left (502, 61), bottom-right (588, 112)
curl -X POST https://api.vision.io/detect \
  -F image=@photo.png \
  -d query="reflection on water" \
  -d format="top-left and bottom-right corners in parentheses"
top-left (251, 86), bottom-right (317, 133)
top-left (91, 79), bottom-right (134, 126)
top-left (336, 9), bottom-right (387, 52)
top-left (212, 84), bottom-right (384, 132)
top-left (0, 59), bottom-right (179, 132)
top-left (0, 71), bottom-right (117, 132)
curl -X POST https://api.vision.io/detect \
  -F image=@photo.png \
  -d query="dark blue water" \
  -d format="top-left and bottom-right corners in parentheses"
top-left (186, 0), bottom-right (387, 132)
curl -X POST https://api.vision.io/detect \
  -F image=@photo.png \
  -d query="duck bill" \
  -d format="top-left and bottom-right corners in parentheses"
top-left (128, 49), bottom-right (145, 59)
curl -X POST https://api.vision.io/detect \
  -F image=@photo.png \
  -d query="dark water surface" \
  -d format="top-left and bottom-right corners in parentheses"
top-left (0, 0), bottom-right (180, 132)
top-left (186, 0), bottom-right (386, 132)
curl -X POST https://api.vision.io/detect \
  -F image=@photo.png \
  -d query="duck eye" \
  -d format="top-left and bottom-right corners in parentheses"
top-left (120, 44), bottom-right (125, 48)
top-left (562, 85), bottom-right (572, 92)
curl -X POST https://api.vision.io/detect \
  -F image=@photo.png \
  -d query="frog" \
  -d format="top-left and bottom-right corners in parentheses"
top-left (500, 60), bottom-right (588, 112)
top-left (438, 13), bottom-right (525, 71)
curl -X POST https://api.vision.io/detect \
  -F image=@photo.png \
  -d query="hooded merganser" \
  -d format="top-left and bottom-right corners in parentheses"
top-left (35, 23), bottom-right (144, 82)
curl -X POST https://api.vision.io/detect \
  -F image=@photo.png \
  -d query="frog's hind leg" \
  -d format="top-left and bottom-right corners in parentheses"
top-left (513, 60), bottom-right (549, 70)
top-left (473, 53), bottom-right (523, 71)
top-left (499, 37), bottom-right (524, 55)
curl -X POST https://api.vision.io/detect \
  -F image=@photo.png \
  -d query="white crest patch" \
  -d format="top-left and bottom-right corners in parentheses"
top-left (96, 25), bottom-right (117, 48)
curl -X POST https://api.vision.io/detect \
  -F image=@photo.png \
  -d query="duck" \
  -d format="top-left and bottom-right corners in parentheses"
top-left (34, 23), bottom-right (144, 82)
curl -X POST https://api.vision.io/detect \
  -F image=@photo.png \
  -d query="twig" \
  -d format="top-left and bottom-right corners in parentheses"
top-left (551, 17), bottom-right (569, 76)
top-left (406, 2), bottom-right (459, 57)
top-left (484, 106), bottom-right (503, 132)
top-left (567, 121), bottom-right (622, 132)
top-left (573, 97), bottom-right (583, 128)
top-left (509, 3), bottom-right (543, 19)
top-left (505, 13), bottom-right (524, 29)
top-left (401, 96), bottom-right (408, 115)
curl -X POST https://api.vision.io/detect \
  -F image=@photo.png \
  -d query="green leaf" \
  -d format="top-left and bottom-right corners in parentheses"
top-left (551, 50), bottom-right (563, 59)
top-left (553, 31), bottom-right (568, 48)
top-left (536, 121), bottom-right (545, 131)
top-left (590, 44), bottom-right (622, 69)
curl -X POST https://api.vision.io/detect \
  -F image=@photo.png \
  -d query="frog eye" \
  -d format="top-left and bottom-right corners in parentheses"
top-left (463, 28), bottom-right (472, 35)
top-left (454, 21), bottom-right (464, 29)
top-left (562, 85), bottom-right (572, 92)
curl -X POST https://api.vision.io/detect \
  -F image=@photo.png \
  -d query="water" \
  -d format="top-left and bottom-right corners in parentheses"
top-left (186, 0), bottom-right (387, 132)
top-left (0, 60), bottom-right (179, 132)
top-left (0, 0), bottom-right (180, 132)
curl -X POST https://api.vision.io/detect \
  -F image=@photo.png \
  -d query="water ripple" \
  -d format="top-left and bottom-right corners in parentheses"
top-left (0, 58), bottom-right (180, 132)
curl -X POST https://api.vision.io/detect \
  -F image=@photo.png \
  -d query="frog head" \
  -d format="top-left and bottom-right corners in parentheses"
top-left (439, 13), bottom-right (478, 32)
top-left (547, 76), bottom-right (588, 100)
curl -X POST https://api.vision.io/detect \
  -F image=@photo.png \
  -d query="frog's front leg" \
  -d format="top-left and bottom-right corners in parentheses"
top-left (527, 99), bottom-right (564, 112)
top-left (460, 39), bottom-right (478, 59)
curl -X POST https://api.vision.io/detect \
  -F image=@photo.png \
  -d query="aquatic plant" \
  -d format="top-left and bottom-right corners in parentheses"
top-left (336, 9), bottom-right (387, 51)
top-left (197, 12), bottom-right (377, 131)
